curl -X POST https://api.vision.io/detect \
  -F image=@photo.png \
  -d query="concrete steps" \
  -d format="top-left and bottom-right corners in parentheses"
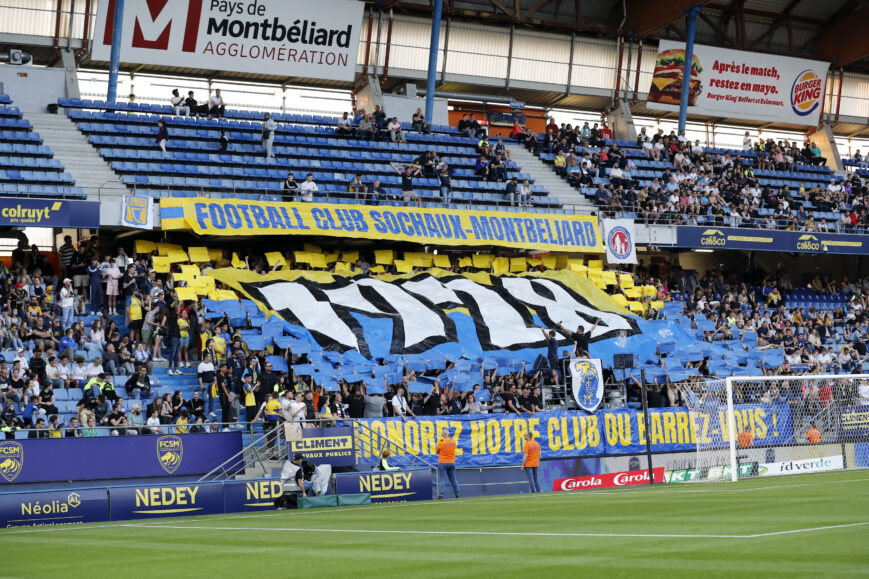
top-left (508, 145), bottom-right (595, 213)
top-left (27, 111), bottom-right (129, 197)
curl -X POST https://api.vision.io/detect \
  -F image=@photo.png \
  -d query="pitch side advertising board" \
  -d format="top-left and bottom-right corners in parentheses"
top-left (647, 40), bottom-right (829, 125)
top-left (93, 0), bottom-right (364, 82)
top-left (552, 467), bottom-right (665, 491)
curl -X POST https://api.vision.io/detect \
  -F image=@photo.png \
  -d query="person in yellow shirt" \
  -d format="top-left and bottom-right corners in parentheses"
top-left (240, 372), bottom-right (259, 432)
top-left (128, 292), bottom-right (144, 342)
top-left (521, 432), bottom-right (542, 493)
top-left (253, 392), bottom-right (287, 459)
top-left (436, 428), bottom-right (460, 499)
top-left (177, 309), bottom-right (191, 368)
top-left (554, 152), bottom-right (567, 176)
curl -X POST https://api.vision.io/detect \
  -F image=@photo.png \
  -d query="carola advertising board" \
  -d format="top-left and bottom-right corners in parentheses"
top-left (647, 40), bottom-right (829, 125)
top-left (93, 0), bottom-right (364, 82)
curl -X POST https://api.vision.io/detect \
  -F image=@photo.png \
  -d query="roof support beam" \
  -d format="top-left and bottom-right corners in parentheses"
top-left (622, 0), bottom-right (712, 38)
top-left (814, 2), bottom-right (869, 65)
top-left (747, 0), bottom-right (802, 49)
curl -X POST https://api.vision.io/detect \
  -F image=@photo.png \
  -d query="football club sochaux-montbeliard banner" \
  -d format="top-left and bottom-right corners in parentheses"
top-left (92, 0), bottom-right (364, 82)
top-left (570, 358), bottom-right (604, 413)
top-left (159, 198), bottom-right (605, 253)
top-left (209, 269), bottom-right (640, 365)
top-left (601, 219), bottom-right (637, 265)
top-left (647, 40), bottom-right (829, 125)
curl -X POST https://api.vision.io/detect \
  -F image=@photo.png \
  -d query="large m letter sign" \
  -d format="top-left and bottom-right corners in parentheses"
top-left (93, 0), bottom-right (364, 82)
top-left (240, 273), bottom-right (638, 359)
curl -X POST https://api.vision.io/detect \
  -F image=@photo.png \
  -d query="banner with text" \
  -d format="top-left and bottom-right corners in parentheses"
top-left (0, 197), bottom-right (100, 229)
top-left (93, 0), bottom-right (364, 82)
top-left (159, 198), bottom-right (605, 253)
top-left (334, 469), bottom-right (432, 503)
top-left (353, 404), bottom-right (794, 467)
top-left (675, 226), bottom-right (869, 255)
top-left (647, 40), bottom-right (829, 125)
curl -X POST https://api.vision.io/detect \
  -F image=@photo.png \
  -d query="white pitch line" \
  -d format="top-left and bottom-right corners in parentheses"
top-left (120, 523), bottom-right (747, 539)
top-left (120, 520), bottom-right (869, 540)
top-left (747, 521), bottom-right (869, 538)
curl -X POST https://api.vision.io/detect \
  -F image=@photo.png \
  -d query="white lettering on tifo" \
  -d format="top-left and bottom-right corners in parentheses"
top-left (246, 274), bottom-right (637, 355)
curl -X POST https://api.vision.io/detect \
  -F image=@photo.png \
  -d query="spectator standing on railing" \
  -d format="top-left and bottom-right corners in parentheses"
top-left (261, 112), bottom-right (277, 158)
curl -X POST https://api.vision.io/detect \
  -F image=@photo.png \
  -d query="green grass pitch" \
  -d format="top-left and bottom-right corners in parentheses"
top-left (3, 470), bottom-right (868, 578)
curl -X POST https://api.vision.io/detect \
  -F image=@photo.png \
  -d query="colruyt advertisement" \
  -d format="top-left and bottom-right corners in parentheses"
top-left (647, 40), bottom-right (830, 125)
top-left (93, 0), bottom-right (364, 81)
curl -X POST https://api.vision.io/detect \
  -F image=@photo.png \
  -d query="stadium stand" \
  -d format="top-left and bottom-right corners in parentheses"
top-left (0, 94), bottom-right (83, 199)
top-left (57, 98), bottom-right (564, 212)
top-left (529, 126), bottom-right (864, 231)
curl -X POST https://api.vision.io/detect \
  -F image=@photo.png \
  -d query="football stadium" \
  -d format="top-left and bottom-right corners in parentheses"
top-left (1, 0), bottom-right (869, 575)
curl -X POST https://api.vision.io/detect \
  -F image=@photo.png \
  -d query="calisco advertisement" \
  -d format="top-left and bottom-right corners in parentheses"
top-left (646, 40), bottom-right (829, 125)
top-left (93, 0), bottom-right (364, 82)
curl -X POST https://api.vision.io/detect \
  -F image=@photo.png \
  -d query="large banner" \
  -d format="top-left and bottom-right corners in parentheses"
top-left (93, 0), bottom-right (364, 82)
top-left (570, 358), bottom-right (604, 413)
top-left (108, 482), bottom-right (225, 520)
top-left (0, 433), bottom-right (242, 484)
top-left (0, 487), bottom-right (109, 528)
top-left (288, 426), bottom-right (355, 466)
top-left (675, 226), bottom-right (869, 255)
top-left (212, 269), bottom-right (638, 365)
top-left (0, 198), bottom-right (100, 228)
top-left (647, 40), bottom-right (829, 125)
top-left (602, 219), bottom-right (638, 265)
top-left (354, 404), bottom-right (794, 467)
top-left (159, 198), bottom-right (605, 253)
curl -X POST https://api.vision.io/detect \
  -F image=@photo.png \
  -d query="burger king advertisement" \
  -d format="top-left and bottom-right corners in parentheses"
top-left (646, 40), bottom-right (829, 125)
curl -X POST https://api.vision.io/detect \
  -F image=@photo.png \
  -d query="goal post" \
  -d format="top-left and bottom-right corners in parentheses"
top-left (679, 374), bottom-right (869, 483)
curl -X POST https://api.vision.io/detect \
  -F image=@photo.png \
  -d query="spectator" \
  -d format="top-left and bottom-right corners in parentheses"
top-left (261, 112), bottom-right (277, 158)
top-left (396, 165), bottom-right (422, 207)
top-left (336, 112), bottom-right (354, 137)
top-left (299, 173), bottom-right (318, 202)
top-left (219, 130), bottom-right (230, 152)
top-left (387, 117), bottom-right (406, 143)
top-left (356, 114), bottom-right (375, 141)
top-left (411, 108), bottom-right (430, 133)
top-left (156, 120), bottom-right (168, 153)
top-left (283, 173), bottom-right (299, 199)
top-left (170, 89), bottom-right (189, 117)
top-left (208, 89), bottom-right (226, 118)
top-left (348, 173), bottom-right (368, 201)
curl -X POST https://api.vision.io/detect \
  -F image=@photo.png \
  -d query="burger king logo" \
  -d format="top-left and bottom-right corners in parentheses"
top-left (791, 70), bottom-right (823, 116)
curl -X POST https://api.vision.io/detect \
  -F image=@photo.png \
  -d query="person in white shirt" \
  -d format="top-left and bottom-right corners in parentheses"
top-left (391, 386), bottom-right (415, 422)
top-left (115, 247), bottom-right (132, 270)
top-left (336, 112), bottom-right (353, 137)
top-left (288, 392), bottom-right (307, 423)
top-left (146, 409), bottom-right (163, 434)
top-left (208, 89), bottom-right (226, 118)
top-left (743, 130), bottom-right (752, 150)
top-left (71, 359), bottom-right (88, 387)
top-left (170, 89), bottom-right (189, 117)
top-left (13, 349), bottom-right (29, 371)
top-left (386, 117), bottom-right (406, 143)
top-left (261, 112), bottom-right (277, 158)
top-left (60, 278), bottom-right (75, 328)
top-left (85, 359), bottom-right (104, 380)
top-left (299, 173), bottom-right (318, 202)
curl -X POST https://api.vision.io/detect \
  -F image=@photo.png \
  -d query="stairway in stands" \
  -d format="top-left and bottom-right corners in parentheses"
top-left (507, 144), bottom-right (596, 213)
top-left (27, 112), bottom-right (129, 197)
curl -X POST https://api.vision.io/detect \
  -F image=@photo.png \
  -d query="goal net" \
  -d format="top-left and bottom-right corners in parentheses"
top-left (678, 374), bottom-right (869, 482)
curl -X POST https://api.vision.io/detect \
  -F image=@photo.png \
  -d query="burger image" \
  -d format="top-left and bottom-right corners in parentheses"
top-left (648, 48), bottom-right (703, 106)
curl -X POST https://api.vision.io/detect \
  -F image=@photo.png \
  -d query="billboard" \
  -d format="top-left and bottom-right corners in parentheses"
top-left (288, 427), bottom-right (355, 466)
top-left (93, 0), bottom-right (364, 82)
top-left (0, 487), bottom-right (109, 527)
top-left (552, 467), bottom-right (664, 492)
top-left (223, 479), bottom-right (285, 512)
top-left (0, 433), bottom-right (242, 484)
top-left (109, 482), bottom-right (225, 520)
top-left (0, 198), bottom-right (100, 228)
top-left (333, 469), bottom-right (432, 503)
top-left (675, 226), bottom-right (869, 255)
top-left (647, 41), bottom-right (829, 125)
